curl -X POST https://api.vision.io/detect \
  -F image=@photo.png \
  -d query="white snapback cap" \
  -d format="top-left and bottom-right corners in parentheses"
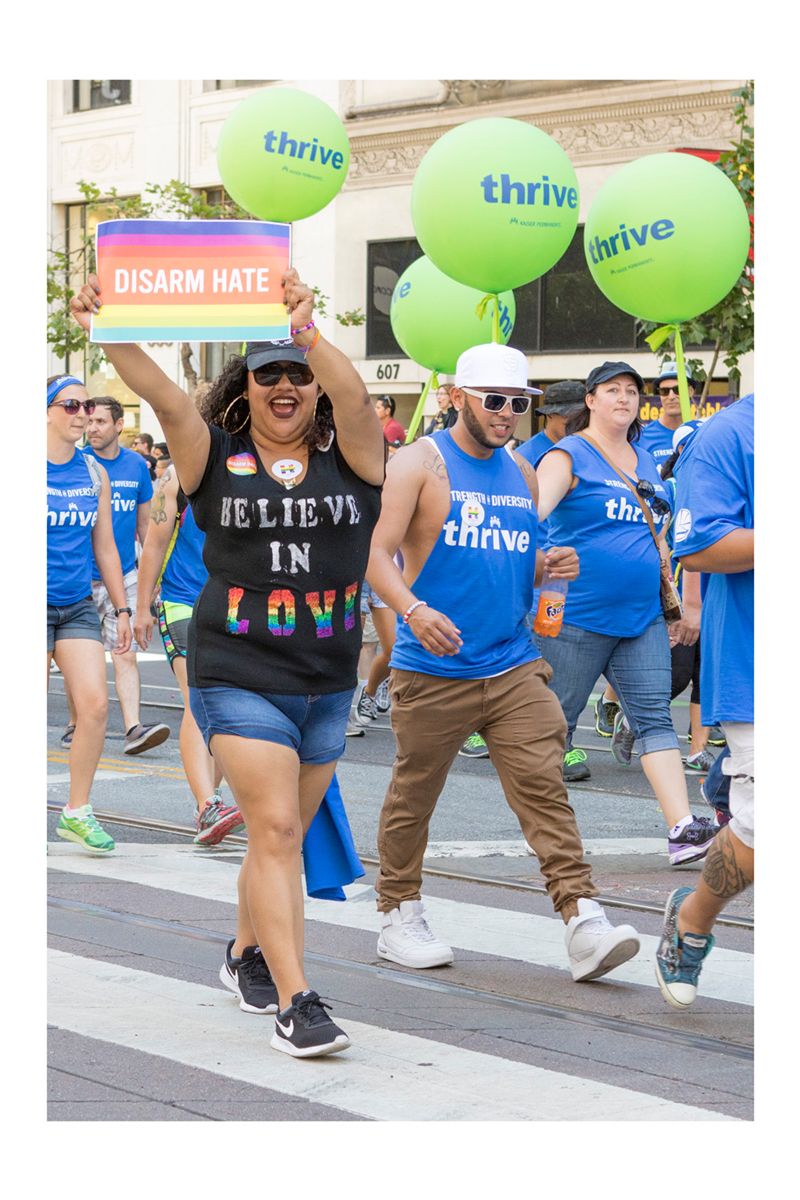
top-left (454, 343), bottom-right (542, 394)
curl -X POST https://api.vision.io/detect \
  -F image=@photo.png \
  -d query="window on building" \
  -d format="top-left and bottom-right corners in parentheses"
top-left (366, 238), bottom-right (422, 358)
top-left (202, 341), bottom-right (244, 383)
top-left (70, 80), bottom-right (131, 112)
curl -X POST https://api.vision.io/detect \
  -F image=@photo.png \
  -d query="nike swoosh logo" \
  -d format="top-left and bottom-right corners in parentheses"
top-left (277, 1019), bottom-right (294, 1038)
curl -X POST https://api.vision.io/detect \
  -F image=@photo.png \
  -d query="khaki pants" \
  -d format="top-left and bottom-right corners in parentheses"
top-left (377, 658), bottom-right (597, 922)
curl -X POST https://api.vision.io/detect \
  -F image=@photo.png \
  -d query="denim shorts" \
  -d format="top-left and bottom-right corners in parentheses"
top-left (47, 596), bottom-right (103, 653)
top-left (189, 684), bottom-right (355, 764)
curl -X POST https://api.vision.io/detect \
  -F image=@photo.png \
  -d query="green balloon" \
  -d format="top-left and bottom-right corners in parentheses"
top-left (411, 118), bottom-right (579, 293)
top-left (584, 152), bottom-right (750, 323)
top-left (390, 256), bottom-right (515, 374)
top-left (217, 87), bottom-right (350, 222)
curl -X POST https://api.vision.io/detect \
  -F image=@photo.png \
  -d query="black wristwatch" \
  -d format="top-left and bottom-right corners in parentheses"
top-left (114, 606), bottom-right (133, 618)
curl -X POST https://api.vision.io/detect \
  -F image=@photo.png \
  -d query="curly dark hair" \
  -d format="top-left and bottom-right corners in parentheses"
top-left (196, 353), bottom-right (335, 454)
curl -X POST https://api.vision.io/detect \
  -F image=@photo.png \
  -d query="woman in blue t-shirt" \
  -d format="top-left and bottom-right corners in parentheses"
top-left (47, 374), bottom-right (132, 854)
top-left (535, 362), bottom-right (715, 867)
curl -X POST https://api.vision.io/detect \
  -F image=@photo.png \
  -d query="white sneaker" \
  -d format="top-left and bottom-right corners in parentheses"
top-left (565, 898), bottom-right (640, 982)
top-left (377, 900), bottom-right (454, 968)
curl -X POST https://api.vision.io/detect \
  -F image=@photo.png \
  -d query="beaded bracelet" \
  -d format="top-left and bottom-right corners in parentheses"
top-left (403, 600), bottom-right (427, 624)
top-left (291, 320), bottom-right (315, 335)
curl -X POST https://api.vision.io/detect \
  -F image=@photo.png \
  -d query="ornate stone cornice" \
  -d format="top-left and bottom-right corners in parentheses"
top-left (345, 84), bottom-right (744, 187)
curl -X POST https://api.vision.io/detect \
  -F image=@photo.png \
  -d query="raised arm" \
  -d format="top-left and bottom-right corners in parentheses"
top-left (133, 468), bottom-right (180, 650)
top-left (283, 270), bottom-right (385, 487)
top-left (70, 276), bottom-right (210, 494)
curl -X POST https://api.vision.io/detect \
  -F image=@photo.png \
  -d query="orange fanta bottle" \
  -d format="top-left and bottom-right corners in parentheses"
top-left (533, 574), bottom-right (568, 638)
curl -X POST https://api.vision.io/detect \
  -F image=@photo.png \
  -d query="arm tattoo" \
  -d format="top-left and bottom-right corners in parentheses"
top-left (421, 452), bottom-right (448, 481)
top-left (701, 826), bottom-right (752, 899)
top-left (150, 468), bottom-right (173, 525)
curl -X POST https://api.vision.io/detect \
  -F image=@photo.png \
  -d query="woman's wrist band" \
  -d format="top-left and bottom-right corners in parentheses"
top-left (290, 320), bottom-right (315, 335)
top-left (403, 600), bottom-right (427, 623)
top-left (302, 327), bottom-right (321, 354)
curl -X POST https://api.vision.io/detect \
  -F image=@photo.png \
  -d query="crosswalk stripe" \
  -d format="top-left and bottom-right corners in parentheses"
top-left (47, 949), bottom-right (734, 1122)
top-left (425, 838), bottom-right (667, 858)
top-left (48, 844), bottom-right (753, 1005)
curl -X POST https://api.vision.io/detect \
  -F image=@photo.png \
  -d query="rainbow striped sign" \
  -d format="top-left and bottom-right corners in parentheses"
top-left (90, 219), bottom-right (292, 343)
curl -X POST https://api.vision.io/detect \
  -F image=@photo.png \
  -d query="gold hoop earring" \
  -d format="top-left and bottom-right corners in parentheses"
top-left (222, 393), bottom-right (250, 434)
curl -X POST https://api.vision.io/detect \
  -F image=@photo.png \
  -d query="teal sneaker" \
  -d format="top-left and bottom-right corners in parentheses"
top-left (655, 886), bottom-right (715, 1009)
top-left (56, 806), bottom-right (115, 854)
top-left (563, 747), bottom-right (591, 781)
top-left (458, 733), bottom-right (490, 759)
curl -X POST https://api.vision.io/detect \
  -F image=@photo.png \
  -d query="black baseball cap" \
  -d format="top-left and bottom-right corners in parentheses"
top-left (585, 361), bottom-right (645, 394)
top-left (245, 339), bottom-right (307, 371)
top-left (535, 380), bottom-right (586, 416)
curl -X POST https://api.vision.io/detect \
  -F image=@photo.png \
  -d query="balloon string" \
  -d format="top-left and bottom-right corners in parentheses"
top-left (405, 371), bottom-right (435, 444)
top-left (672, 329), bottom-right (692, 424)
top-left (492, 296), bottom-right (500, 343)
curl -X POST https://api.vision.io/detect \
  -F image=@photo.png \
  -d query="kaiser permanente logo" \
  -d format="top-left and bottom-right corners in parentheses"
top-left (588, 219), bottom-right (676, 264)
top-left (262, 130), bottom-right (345, 170)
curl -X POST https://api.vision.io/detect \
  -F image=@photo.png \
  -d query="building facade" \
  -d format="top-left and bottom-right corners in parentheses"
top-left (48, 78), bottom-right (751, 441)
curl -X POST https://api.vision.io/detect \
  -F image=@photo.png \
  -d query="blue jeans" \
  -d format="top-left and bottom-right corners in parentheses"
top-left (536, 617), bottom-right (678, 756)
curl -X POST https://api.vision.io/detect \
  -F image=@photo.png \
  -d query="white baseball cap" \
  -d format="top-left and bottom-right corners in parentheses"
top-left (454, 343), bottom-right (542, 394)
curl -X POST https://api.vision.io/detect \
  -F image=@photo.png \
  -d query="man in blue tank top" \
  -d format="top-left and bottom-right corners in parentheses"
top-left (367, 343), bottom-right (641, 982)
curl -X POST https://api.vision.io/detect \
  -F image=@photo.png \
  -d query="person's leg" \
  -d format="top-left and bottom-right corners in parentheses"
top-left (53, 638), bottom-right (108, 810)
top-left (537, 623), bottom-right (612, 750)
top-left (377, 671), bottom-right (480, 910)
top-left (606, 619), bottom-right (693, 829)
top-left (172, 657), bottom-right (218, 808)
top-left (365, 605), bottom-right (395, 698)
top-left (210, 734), bottom-right (307, 1010)
top-left (481, 659), bottom-right (594, 921)
top-left (232, 757), bottom-right (338, 962)
top-left (656, 722), bottom-right (753, 1007)
top-left (678, 723), bottom-right (754, 934)
top-left (111, 649), bottom-right (142, 732)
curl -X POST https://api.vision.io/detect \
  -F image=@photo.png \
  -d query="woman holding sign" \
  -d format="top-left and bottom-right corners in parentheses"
top-left (71, 270), bottom-right (385, 1058)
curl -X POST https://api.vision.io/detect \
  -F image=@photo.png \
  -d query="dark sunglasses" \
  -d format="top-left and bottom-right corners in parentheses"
top-left (635, 479), bottom-right (671, 517)
top-left (51, 399), bottom-right (96, 415)
top-left (658, 385), bottom-right (680, 396)
top-left (252, 361), bottom-right (314, 388)
top-left (462, 387), bottom-right (532, 415)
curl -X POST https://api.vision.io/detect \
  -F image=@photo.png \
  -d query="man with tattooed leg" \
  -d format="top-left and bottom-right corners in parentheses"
top-left (655, 394), bottom-right (754, 1007)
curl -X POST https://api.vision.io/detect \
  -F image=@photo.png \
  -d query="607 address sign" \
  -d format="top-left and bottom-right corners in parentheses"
top-left (376, 362), bottom-right (400, 380)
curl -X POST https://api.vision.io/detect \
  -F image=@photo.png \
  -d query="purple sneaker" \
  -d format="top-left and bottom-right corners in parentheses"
top-left (668, 816), bottom-right (717, 866)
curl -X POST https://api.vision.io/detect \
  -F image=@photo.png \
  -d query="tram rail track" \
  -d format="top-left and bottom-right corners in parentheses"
top-left (46, 803), bottom-right (754, 931)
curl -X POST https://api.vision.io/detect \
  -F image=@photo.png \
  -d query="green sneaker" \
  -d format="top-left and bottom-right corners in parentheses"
top-left (563, 747), bottom-right (591, 782)
top-left (56, 806), bottom-right (115, 854)
top-left (458, 732), bottom-right (490, 759)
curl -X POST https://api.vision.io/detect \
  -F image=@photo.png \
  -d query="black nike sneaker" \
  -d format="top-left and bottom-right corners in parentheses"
top-left (219, 940), bottom-right (278, 1014)
top-left (271, 989), bottom-right (351, 1058)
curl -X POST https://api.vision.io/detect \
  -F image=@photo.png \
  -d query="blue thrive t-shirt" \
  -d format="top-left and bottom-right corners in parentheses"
top-left (84, 445), bottom-right (153, 577)
top-left (542, 435), bottom-right (672, 637)
top-left (391, 430), bottom-right (540, 678)
top-left (672, 395), bottom-right (754, 725)
top-left (636, 420), bottom-right (678, 476)
top-left (161, 503), bottom-right (208, 607)
top-left (47, 450), bottom-right (101, 605)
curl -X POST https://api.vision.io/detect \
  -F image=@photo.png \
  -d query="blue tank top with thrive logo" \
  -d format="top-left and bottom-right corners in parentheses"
top-left (84, 445), bottom-right (153, 578)
top-left (161, 503), bottom-right (208, 607)
top-left (391, 430), bottom-right (540, 679)
top-left (542, 435), bottom-right (672, 637)
top-left (47, 449), bottom-right (101, 605)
